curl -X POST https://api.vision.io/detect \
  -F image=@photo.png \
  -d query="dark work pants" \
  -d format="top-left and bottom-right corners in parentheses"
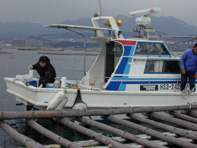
top-left (181, 71), bottom-right (195, 91)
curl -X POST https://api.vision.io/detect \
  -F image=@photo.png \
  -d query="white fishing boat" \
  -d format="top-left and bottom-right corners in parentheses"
top-left (4, 8), bottom-right (197, 111)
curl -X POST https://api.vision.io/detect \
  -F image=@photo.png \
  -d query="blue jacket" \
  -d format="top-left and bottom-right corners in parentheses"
top-left (180, 49), bottom-right (197, 74)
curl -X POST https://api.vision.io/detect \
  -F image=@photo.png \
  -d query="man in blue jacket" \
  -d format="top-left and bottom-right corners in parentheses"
top-left (180, 44), bottom-right (197, 92)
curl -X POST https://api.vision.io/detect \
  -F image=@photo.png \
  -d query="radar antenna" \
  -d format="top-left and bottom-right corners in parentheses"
top-left (130, 7), bottom-right (161, 39)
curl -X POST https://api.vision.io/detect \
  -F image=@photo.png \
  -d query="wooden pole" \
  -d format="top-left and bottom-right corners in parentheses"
top-left (173, 111), bottom-right (197, 123)
top-left (78, 117), bottom-right (166, 148)
top-left (149, 112), bottom-right (197, 131)
top-left (0, 120), bottom-right (44, 148)
top-left (188, 110), bottom-right (197, 118)
top-left (129, 113), bottom-right (197, 140)
top-left (28, 119), bottom-right (81, 148)
top-left (59, 118), bottom-right (131, 148)
top-left (74, 137), bottom-right (128, 147)
top-left (104, 115), bottom-right (197, 148)
top-left (1, 104), bottom-right (197, 120)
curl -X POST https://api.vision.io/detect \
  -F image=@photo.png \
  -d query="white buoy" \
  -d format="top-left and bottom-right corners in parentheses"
top-left (47, 91), bottom-right (65, 110)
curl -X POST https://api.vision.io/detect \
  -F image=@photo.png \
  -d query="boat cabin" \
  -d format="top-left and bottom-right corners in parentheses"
top-left (79, 16), bottom-right (181, 92)
top-left (80, 39), bottom-right (180, 91)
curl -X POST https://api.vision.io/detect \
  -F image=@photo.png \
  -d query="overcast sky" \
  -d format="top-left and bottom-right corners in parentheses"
top-left (1, 0), bottom-right (197, 26)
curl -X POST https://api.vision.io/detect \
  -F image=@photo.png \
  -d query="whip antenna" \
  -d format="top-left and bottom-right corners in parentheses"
top-left (98, 0), bottom-right (102, 16)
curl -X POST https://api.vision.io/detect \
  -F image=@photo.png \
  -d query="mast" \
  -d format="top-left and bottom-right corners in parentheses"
top-left (98, 0), bottom-right (103, 16)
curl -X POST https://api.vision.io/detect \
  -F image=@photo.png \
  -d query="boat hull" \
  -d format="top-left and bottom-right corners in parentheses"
top-left (4, 77), bottom-right (197, 110)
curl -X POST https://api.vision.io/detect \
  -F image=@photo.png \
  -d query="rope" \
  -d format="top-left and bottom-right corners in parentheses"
top-left (182, 90), bottom-right (190, 99)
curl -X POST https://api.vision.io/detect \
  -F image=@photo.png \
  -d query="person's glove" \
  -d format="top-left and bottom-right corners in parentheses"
top-left (28, 66), bottom-right (33, 70)
top-left (39, 84), bottom-right (43, 88)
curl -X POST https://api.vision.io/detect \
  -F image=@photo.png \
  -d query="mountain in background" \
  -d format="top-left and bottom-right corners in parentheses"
top-left (0, 15), bottom-right (197, 39)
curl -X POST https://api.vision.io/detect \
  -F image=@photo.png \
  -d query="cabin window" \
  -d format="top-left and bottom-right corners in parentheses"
top-left (145, 60), bottom-right (180, 73)
top-left (105, 42), bottom-right (123, 82)
top-left (135, 42), bottom-right (169, 55)
top-left (114, 44), bottom-right (123, 67)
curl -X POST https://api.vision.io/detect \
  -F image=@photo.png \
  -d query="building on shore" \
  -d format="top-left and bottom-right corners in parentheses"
top-left (12, 39), bottom-right (43, 47)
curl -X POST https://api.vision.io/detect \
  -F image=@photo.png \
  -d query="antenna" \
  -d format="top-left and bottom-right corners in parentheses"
top-left (130, 7), bottom-right (161, 27)
top-left (130, 7), bottom-right (161, 39)
top-left (130, 7), bottom-right (161, 17)
top-left (98, 0), bottom-right (102, 16)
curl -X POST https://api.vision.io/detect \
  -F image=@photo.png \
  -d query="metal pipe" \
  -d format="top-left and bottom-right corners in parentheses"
top-left (1, 104), bottom-right (197, 120)
top-left (78, 117), bottom-right (166, 148)
top-left (27, 119), bottom-right (81, 148)
top-left (149, 112), bottom-right (197, 131)
top-left (129, 113), bottom-right (197, 141)
top-left (66, 28), bottom-right (87, 76)
top-left (59, 118), bottom-right (130, 148)
top-left (0, 120), bottom-right (44, 148)
top-left (104, 115), bottom-right (197, 148)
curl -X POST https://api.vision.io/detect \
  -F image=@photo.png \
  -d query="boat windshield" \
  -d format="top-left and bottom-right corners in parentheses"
top-left (145, 59), bottom-right (180, 74)
top-left (135, 42), bottom-right (170, 55)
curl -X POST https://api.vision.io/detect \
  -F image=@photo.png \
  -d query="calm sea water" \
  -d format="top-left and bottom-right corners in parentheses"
top-left (0, 48), bottom-right (97, 147)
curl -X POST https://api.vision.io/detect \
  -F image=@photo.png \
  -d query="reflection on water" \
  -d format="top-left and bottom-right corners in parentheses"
top-left (0, 48), bottom-right (96, 147)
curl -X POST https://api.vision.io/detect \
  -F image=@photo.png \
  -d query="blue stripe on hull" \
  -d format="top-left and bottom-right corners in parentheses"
top-left (112, 78), bottom-right (181, 81)
top-left (115, 57), bottom-right (130, 74)
top-left (114, 45), bottom-right (135, 75)
top-left (106, 81), bottom-right (121, 90)
top-left (106, 80), bottom-right (181, 91)
top-left (120, 81), bottom-right (181, 84)
top-left (124, 46), bottom-right (135, 56)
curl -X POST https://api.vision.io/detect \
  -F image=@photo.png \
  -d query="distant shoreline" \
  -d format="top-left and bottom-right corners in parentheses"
top-left (0, 46), bottom-right (100, 55)
top-left (0, 46), bottom-right (100, 50)
top-left (17, 48), bottom-right (64, 51)
top-left (37, 52), bottom-right (98, 56)
top-left (0, 51), bottom-right (13, 54)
